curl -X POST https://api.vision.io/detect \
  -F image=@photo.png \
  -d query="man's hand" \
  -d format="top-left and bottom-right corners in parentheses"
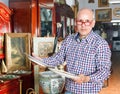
top-left (73, 74), bottom-right (90, 84)
top-left (32, 53), bottom-right (42, 60)
top-left (32, 53), bottom-right (47, 68)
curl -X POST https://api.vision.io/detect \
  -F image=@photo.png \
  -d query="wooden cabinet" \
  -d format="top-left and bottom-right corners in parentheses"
top-left (9, 0), bottom-right (56, 37)
top-left (38, 0), bottom-right (56, 37)
top-left (20, 73), bottom-right (34, 94)
top-left (0, 73), bottom-right (34, 94)
top-left (9, 0), bottom-right (33, 34)
top-left (0, 2), bottom-right (12, 59)
top-left (9, 0), bottom-right (74, 37)
top-left (0, 79), bottom-right (20, 94)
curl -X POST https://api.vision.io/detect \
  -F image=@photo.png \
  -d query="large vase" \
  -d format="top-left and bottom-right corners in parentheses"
top-left (39, 71), bottom-right (65, 94)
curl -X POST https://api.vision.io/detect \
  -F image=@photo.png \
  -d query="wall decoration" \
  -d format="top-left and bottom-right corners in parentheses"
top-left (98, 0), bottom-right (109, 7)
top-left (33, 37), bottom-right (55, 58)
top-left (5, 33), bottom-right (31, 71)
top-left (95, 8), bottom-right (112, 22)
top-left (88, 0), bottom-right (94, 3)
top-left (113, 8), bottom-right (120, 17)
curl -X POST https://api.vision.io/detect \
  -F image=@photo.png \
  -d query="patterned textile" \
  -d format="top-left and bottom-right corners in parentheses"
top-left (43, 31), bottom-right (111, 94)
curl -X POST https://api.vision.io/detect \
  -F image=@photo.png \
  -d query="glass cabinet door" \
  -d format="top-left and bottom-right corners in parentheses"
top-left (40, 7), bottom-right (52, 37)
top-left (38, 2), bottom-right (56, 37)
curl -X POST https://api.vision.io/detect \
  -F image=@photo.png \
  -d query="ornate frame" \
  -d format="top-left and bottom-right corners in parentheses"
top-left (113, 8), bottom-right (120, 17)
top-left (95, 8), bottom-right (112, 22)
top-left (33, 37), bottom-right (55, 58)
top-left (5, 33), bottom-right (31, 71)
top-left (98, 0), bottom-right (109, 7)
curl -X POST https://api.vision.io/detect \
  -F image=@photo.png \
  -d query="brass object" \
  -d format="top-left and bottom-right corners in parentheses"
top-left (19, 79), bottom-right (23, 94)
top-left (26, 88), bottom-right (36, 94)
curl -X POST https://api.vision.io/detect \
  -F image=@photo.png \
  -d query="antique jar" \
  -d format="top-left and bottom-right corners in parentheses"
top-left (39, 71), bottom-right (65, 94)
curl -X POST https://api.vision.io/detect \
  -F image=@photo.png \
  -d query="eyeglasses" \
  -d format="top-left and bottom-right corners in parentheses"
top-left (76, 19), bottom-right (93, 26)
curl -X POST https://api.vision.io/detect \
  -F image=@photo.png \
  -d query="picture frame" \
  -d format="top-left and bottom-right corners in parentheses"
top-left (95, 8), bottom-right (112, 22)
top-left (5, 33), bottom-right (31, 71)
top-left (113, 8), bottom-right (120, 17)
top-left (33, 37), bottom-right (55, 58)
top-left (98, 0), bottom-right (109, 7)
top-left (88, 0), bottom-right (94, 3)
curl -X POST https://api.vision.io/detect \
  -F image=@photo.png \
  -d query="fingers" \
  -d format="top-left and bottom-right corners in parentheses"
top-left (73, 74), bottom-right (90, 84)
top-left (32, 52), bottom-right (41, 60)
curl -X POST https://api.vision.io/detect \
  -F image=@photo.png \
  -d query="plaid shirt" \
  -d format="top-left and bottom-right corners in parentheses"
top-left (43, 31), bottom-right (111, 94)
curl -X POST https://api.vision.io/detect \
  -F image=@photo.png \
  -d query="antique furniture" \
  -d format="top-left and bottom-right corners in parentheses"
top-left (9, 0), bottom-right (34, 34)
top-left (9, 0), bottom-right (55, 37)
top-left (9, 0), bottom-right (75, 38)
top-left (9, 0), bottom-right (75, 94)
top-left (0, 2), bottom-right (34, 94)
top-left (0, 73), bottom-right (34, 94)
top-left (0, 2), bottom-right (11, 59)
top-left (0, 78), bottom-right (20, 94)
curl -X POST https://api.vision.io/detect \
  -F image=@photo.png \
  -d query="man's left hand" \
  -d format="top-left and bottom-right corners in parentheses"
top-left (73, 74), bottom-right (90, 84)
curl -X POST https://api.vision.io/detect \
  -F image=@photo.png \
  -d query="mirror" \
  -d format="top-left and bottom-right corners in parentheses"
top-left (40, 7), bottom-right (52, 37)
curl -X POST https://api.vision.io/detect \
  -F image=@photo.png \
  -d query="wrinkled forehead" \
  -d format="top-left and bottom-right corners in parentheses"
top-left (77, 9), bottom-right (94, 20)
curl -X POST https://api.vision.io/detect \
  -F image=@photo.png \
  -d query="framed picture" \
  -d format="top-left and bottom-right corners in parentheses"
top-left (98, 0), bottom-right (109, 7)
top-left (33, 37), bottom-right (55, 58)
top-left (95, 8), bottom-right (112, 22)
top-left (5, 33), bottom-right (31, 71)
top-left (113, 8), bottom-right (120, 17)
top-left (88, 0), bottom-right (94, 3)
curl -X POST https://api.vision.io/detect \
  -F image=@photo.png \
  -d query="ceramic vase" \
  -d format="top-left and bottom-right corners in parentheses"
top-left (39, 71), bottom-right (65, 94)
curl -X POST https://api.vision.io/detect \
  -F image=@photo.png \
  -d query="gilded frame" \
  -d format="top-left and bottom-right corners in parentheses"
top-left (98, 0), bottom-right (109, 7)
top-left (113, 8), bottom-right (120, 17)
top-left (95, 8), bottom-right (112, 22)
top-left (5, 33), bottom-right (31, 71)
top-left (33, 37), bottom-right (55, 58)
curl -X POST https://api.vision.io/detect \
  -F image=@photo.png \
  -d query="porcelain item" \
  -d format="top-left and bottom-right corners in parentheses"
top-left (39, 71), bottom-right (65, 94)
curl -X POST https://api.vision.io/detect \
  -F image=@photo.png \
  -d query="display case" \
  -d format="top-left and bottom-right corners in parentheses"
top-left (38, 0), bottom-right (56, 37)
top-left (9, 0), bottom-right (75, 38)
top-left (9, 0), bottom-right (56, 37)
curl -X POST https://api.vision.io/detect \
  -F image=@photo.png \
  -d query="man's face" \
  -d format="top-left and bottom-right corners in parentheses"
top-left (76, 10), bottom-right (95, 38)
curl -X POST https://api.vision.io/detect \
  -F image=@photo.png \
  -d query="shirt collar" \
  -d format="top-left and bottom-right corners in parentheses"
top-left (74, 33), bottom-right (81, 42)
top-left (74, 31), bottom-right (94, 44)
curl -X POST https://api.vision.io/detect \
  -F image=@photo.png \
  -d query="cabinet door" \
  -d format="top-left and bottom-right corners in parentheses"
top-left (9, 0), bottom-right (31, 33)
top-left (20, 74), bottom-right (34, 94)
top-left (0, 79), bottom-right (20, 94)
top-left (38, 0), bottom-right (56, 37)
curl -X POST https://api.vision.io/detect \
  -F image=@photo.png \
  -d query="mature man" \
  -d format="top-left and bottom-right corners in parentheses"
top-left (33, 8), bottom-right (111, 94)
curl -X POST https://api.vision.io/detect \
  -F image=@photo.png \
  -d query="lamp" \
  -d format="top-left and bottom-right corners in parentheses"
top-left (109, 0), bottom-right (120, 4)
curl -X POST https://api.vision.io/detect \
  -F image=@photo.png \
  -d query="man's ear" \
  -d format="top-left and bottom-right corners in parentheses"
top-left (92, 20), bottom-right (95, 28)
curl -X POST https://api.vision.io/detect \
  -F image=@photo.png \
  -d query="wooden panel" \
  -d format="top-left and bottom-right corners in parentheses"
top-left (9, 0), bottom-right (31, 33)
top-left (39, 0), bottom-right (53, 3)
top-left (0, 2), bottom-right (12, 59)
top-left (31, 0), bottom-right (38, 36)
top-left (20, 74), bottom-right (34, 94)
top-left (0, 79), bottom-right (20, 94)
